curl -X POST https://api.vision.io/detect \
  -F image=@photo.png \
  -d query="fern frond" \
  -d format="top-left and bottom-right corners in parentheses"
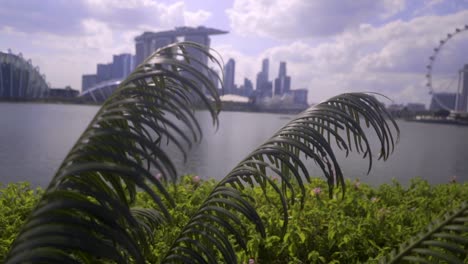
top-left (162, 93), bottom-right (400, 263)
top-left (379, 202), bottom-right (467, 264)
top-left (4, 42), bottom-right (223, 264)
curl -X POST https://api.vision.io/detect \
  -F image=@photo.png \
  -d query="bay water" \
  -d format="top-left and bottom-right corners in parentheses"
top-left (0, 102), bottom-right (466, 187)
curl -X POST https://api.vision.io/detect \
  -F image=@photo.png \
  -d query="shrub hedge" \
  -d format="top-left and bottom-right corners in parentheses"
top-left (1, 177), bottom-right (466, 263)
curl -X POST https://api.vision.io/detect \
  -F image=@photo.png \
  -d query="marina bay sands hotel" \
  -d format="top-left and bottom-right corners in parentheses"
top-left (134, 26), bottom-right (228, 67)
top-left (81, 26), bottom-right (227, 101)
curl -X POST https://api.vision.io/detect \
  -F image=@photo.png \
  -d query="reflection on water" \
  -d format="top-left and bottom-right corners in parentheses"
top-left (0, 103), bottom-right (467, 187)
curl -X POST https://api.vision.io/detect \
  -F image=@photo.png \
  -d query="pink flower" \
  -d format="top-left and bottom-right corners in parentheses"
top-left (354, 179), bottom-right (361, 190)
top-left (450, 175), bottom-right (457, 183)
top-left (154, 173), bottom-right (162, 181)
top-left (248, 258), bottom-right (255, 264)
top-left (312, 187), bottom-right (322, 196)
top-left (192, 175), bottom-right (201, 184)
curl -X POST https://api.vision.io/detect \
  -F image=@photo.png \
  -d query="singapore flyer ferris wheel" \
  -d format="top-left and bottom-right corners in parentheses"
top-left (426, 24), bottom-right (468, 113)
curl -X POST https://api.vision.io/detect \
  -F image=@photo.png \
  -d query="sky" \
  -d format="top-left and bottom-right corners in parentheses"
top-left (1, 0), bottom-right (468, 105)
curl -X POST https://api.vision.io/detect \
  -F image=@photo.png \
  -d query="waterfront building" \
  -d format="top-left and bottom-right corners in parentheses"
top-left (135, 33), bottom-right (175, 67)
top-left (274, 62), bottom-right (291, 96)
top-left (111, 53), bottom-right (133, 80)
top-left (455, 64), bottom-right (468, 112)
top-left (0, 50), bottom-right (48, 99)
top-left (48, 86), bottom-right (79, 98)
top-left (96, 63), bottom-right (112, 83)
top-left (237, 78), bottom-right (254, 97)
top-left (256, 58), bottom-right (272, 98)
top-left (82, 74), bottom-right (97, 92)
top-left (429, 93), bottom-right (456, 111)
top-left (406, 103), bottom-right (426, 112)
top-left (291, 88), bottom-right (308, 105)
top-left (243, 78), bottom-right (254, 97)
top-left (134, 26), bottom-right (228, 67)
top-left (82, 26), bottom-right (227, 102)
top-left (224, 58), bottom-right (236, 94)
top-left (80, 79), bottom-right (121, 102)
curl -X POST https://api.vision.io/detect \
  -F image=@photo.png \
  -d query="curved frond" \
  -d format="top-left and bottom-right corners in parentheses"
top-left (379, 202), bottom-right (467, 264)
top-left (162, 93), bottom-right (400, 263)
top-left (4, 42), bottom-right (223, 264)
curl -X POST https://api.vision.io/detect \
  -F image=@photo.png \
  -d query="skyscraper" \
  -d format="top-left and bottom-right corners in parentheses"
top-left (134, 26), bottom-right (228, 67)
top-left (262, 58), bottom-right (269, 81)
top-left (455, 64), bottom-right (468, 112)
top-left (224, 58), bottom-right (235, 94)
top-left (274, 61), bottom-right (291, 96)
top-left (256, 58), bottom-right (272, 98)
top-left (135, 34), bottom-right (176, 67)
top-left (96, 63), bottom-right (112, 83)
top-left (111, 54), bottom-right (133, 80)
top-left (82, 74), bottom-right (97, 92)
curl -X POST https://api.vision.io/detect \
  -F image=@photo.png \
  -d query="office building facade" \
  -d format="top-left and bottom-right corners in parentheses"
top-left (455, 64), bottom-right (468, 112)
top-left (224, 58), bottom-right (236, 94)
top-left (256, 58), bottom-right (272, 98)
top-left (429, 93), bottom-right (456, 111)
top-left (82, 74), bottom-right (97, 92)
top-left (134, 26), bottom-right (227, 67)
top-left (274, 62), bottom-right (291, 96)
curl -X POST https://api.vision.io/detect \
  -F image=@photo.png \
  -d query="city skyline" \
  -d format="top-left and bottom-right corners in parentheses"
top-left (1, 1), bottom-right (468, 105)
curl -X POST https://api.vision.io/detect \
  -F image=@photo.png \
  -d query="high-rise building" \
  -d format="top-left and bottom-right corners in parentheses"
top-left (238, 78), bottom-right (254, 97)
top-left (111, 54), bottom-right (133, 80)
top-left (261, 58), bottom-right (269, 81)
top-left (429, 93), bottom-right (456, 111)
top-left (256, 58), bottom-right (272, 98)
top-left (184, 33), bottom-right (210, 74)
top-left (135, 34), bottom-right (176, 67)
top-left (134, 26), bottom-right (228, 67)
top-left (96, 63), bottom-right (112, 83)
top-left (243, 78), bottom-right (254, 97)
top-left (224, 58), bottom-right (235, 94)
top-left (274, 61), bottom-right (291, 96)
top-left (291, 89), bottom-right (308, 105)
top-left (455, 64), bottom-right (468, 112)
top-left (82, 74), bottom-right (97, 92)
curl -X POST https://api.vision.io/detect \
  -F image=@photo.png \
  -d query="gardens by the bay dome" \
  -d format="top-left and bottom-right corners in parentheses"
top-left (0, 50), bottom-right (49, 99)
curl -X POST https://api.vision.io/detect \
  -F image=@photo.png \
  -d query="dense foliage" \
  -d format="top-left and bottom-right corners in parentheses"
top-left (0, 183), bottom-right (43, 260)
top-left (2, 178), bottom-right (466, 263)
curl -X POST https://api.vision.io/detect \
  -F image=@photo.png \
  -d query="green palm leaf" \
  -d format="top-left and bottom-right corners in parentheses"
top-left (4, 42), bottom-right (223, 264)
top-left (379, 202), bottom-right (467, 264)
top-left (162, 93), bottom-right (400, 263)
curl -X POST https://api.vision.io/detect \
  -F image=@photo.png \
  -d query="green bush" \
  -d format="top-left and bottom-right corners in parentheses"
top-left (0, 182), bottom-right (43, 260)
top-left (2, 178), bottom-right (465, 263)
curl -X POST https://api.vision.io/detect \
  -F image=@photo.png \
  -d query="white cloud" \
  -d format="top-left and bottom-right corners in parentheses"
top-left (184, 9), bottom-right (212, 26)
top-left (0, 0), bottom-right (213, 91)
top-left (83, 0), bottom-right (212, 30)
top-left (226, 0), bottom-right (407, 39)
top-left (219, 9), bottom-right (468, 105)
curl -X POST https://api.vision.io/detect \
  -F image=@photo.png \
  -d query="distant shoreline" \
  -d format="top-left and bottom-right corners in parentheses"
top-left (0, 98), bottom-right (309, 115)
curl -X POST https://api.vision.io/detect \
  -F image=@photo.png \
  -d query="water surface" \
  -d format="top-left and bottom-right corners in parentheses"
top-left (0, 103), bottom-right (466, 187)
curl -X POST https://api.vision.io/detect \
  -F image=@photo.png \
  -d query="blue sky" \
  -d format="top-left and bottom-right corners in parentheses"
top-left (1, 0), bottom-right (467, 105)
